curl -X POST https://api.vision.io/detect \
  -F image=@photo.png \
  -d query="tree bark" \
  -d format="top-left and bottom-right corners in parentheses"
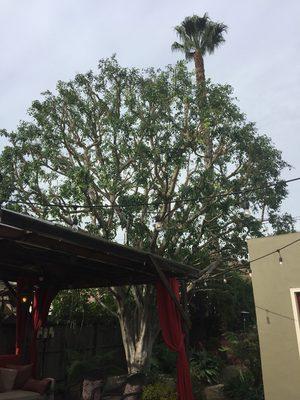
top-left (194, 50), bottom-right (205, 85)
top-left (112, 286), bottom-right (159, 373)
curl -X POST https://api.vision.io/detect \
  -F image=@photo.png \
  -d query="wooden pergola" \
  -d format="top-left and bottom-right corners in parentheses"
top-left (0, 208), bottom-right (197, 399)
top-left (0, 208), bottom-right (199, 289)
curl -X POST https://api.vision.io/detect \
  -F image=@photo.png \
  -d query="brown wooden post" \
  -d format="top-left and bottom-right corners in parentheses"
top-left (149, 255), bottom-right (191, 329)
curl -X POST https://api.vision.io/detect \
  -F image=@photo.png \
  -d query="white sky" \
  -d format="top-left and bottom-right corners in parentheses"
top-left (0, 0), bottom-right (299, 224)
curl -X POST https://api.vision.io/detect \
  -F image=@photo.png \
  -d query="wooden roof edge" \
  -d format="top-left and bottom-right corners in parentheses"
top-left (0, 208), bottom-right (199, 279)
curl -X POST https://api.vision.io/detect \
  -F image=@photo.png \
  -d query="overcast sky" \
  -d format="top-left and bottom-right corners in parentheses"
top-left (0, 0), bottom-right (299, 224)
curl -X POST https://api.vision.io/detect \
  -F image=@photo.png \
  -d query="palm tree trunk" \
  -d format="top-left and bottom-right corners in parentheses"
top-left (194, 50), bottom-right (205, 85)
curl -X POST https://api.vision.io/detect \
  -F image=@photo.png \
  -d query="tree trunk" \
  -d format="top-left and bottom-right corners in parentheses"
top-left (112, 285), bottom-right (159, 373)
top-left (194, 50), bottom-right (205, 85)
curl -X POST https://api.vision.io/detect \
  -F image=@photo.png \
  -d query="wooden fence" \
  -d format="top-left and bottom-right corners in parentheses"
top-left (0, 321), bottom-right (126, 383)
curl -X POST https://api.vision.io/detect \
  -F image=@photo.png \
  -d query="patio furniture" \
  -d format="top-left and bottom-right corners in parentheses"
top-left (0, 354), bottom-right (54, 400)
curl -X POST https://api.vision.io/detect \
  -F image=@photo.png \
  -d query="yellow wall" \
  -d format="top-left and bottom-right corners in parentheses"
top-left (248, 232), bottom-right (300, 400)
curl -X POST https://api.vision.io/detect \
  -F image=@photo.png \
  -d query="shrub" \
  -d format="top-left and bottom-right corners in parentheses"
top-left (66, 349), bottom-right (125, 385)
top-left (149, 343), bottom-right (177, 376)
top-left (142, 382), bottom-right (177, 400)
top-left (220, 330), bottom-right (263, 386)
top-left (224, 370), bottom-right (264, 400)
top-left (221, 331), bottom-right (264, 400)
top-left (190, 349), bottom-right (222, 385)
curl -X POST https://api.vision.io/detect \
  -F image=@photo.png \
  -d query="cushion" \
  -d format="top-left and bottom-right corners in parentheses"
top-left (22, 378), bottom-right (51, 395)
top-left (0, 355), bottom-right (21, 368)
top-left (6, 364), bottom-right (33, 389)
top-left (0, 368), bottom-right (17, 392)
top-left (0, 390), bottom-right (42, 399)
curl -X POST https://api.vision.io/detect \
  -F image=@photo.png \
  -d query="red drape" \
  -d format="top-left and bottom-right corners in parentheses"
top-left (156, 278), bottom-right (194, 400)
top-left (16, 280), bottom-right (31, 356)
top-left (30, 286), bottom-right (57, 371)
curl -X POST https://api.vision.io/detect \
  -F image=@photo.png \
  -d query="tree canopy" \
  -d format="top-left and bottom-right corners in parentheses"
top-left (0, 56), bottom-right (292, 371)
top-left (0, 57), bottom-right (291, 268)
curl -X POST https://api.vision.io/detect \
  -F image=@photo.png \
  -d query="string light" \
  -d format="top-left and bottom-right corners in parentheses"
top-left (21, 296), bottom-right (28, 303)
top-left (277, 250), bottom-right (283, 265)
top-left (250, 238), bottom-right (300, 265)
top-left (2, 177), bottom-right (299, 211)
top-left (242, 200), bottom-right (251, 217)
top-left (154, 216), bottom-right (163, 231)
top-left (223, 276), bottom-right (227, 284)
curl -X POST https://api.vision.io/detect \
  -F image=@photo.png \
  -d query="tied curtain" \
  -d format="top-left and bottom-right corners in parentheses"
top-left (156, 278), bottom-right (194, 400)
top-left (16, 280), bottom-right (31, 356)
top-left (30, 286), bottom-right (57, 370)
top-left (16, 281), bottom-right (57, 373)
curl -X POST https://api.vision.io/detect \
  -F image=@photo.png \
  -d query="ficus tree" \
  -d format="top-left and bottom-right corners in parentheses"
top-left (0, 56), bottom-right (292, 372)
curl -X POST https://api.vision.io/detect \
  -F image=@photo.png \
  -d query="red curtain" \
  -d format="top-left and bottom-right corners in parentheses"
top-left (16, 280), bottom-right (31, 356)
top-left (156, 278), bottom-right (194, 400)
top-left (30, 286), bottom-right (57, 371)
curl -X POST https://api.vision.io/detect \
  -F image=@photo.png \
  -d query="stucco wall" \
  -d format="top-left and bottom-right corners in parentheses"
top-left (248, 232), bottom-right (300, 400)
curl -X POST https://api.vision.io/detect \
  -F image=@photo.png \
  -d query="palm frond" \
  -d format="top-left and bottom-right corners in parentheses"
top-left (171, 41), bottom-right (185, 52)
top-left (172, 13), bottom-right (227, 59)
top-left (201, 21), bottom-right (228, 55)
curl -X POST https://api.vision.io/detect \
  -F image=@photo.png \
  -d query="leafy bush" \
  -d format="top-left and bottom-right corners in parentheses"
top-left (66, 349), bottom-right (125, 386)
top-left (149, 342), bottom-right (177, 376)
top-left (224, 370), bottom-right (264, 400)
top-left (221, 330), bottom-right (264, 400)
top-left (142, 382), bottom-right (177, 400)
top-left (190, 349), bottom-right (222, 385)
top-left (51, 288), bottom-right (116, 325)
top-left (220, 330), bottom-right (262, 385)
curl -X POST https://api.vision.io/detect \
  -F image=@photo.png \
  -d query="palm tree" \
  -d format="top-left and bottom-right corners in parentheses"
top-left (172, 14), bottom-right (227, 84)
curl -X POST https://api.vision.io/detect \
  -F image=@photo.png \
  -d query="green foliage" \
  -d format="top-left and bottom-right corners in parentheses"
top-left (221, 330), bottom-right (264, 400)
top-left (190, 349), bottom-right (222, 385)
top-left (50, 288), bottom-right (116, 325)
top-left (172, 14), bottom-right (227, 59)
top-left (221, 330), bottom-right (262, 381)
top-left (66, 349), bottom-right (125, 386)
top-left (0, 57), bottom-right (291, 265)
top-left (0, 55), bottom-right (292, 371)
top-left (149, 343), bottom-right (177, 376)
top-left (224, 370), bottom-right (264, 400)
top-left (190, 273), bottom-right (255, 343)
top-left (142, 382), bottom-right (177, 400)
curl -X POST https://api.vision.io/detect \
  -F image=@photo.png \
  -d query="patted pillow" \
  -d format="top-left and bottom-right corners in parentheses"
top-left (6, 364), bottom-right (33, 389)
top-left (0, 368), bottom-right (18, 391)
top-left (22, 378), bottom-right (52, 395)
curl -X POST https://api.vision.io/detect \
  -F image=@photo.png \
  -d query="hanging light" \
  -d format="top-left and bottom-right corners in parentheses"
top-left (154, 216), bottom-right (163, 231)
top-left (223, 276), bottom-right (227, 284)
top-left (277, 250), bottom-right (283, 265)
top-left (249, 271), bottom-right (252, 278)
top-left (242, 200), bottom-right (251, 216)
top-left (21, 296), bottom-right (28, 304)
top-left (204, 281), bottom-right (208, 287)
